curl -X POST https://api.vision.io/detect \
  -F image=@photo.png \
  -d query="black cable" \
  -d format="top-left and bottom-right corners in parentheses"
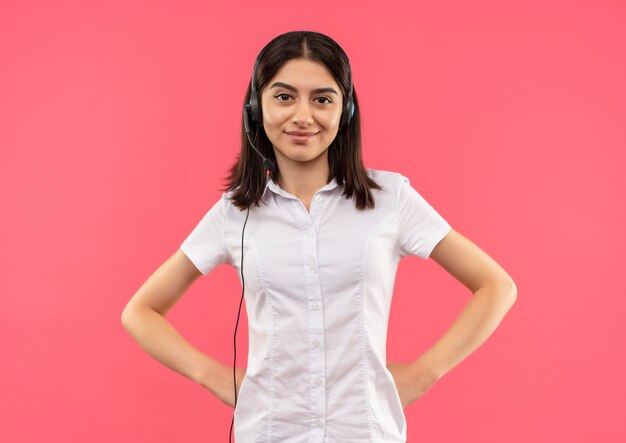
top-left (228, 205), bottom-right (250, 443)
top-left (229, 123), bottom-right (273, 442)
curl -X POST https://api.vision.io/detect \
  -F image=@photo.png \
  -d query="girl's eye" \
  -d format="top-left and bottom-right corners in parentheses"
top-left (274, 94), bottom-right (332, 104)
top-left (276, 93), bottom-right (291, 101)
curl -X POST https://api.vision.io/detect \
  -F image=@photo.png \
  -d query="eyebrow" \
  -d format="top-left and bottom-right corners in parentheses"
top-left (269, 81), bottom-right (338, 95)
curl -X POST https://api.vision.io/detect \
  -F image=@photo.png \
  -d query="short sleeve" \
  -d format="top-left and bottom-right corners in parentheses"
top-left (180, 192), bottom-right (231, 275)
top-left (396, 173), bottom-right (452, 259)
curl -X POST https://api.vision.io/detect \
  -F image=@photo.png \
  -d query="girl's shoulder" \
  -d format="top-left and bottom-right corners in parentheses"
top-left (365, 167), bottom-right (409, 188)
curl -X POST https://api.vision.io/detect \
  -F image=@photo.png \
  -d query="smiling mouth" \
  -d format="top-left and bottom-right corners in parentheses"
top-left (285, 132), bottom-right (317, 143)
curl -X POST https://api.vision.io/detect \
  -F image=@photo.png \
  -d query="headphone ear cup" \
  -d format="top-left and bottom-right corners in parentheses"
top-left (341, 97), bottom-right (354, 128)
top-left (248, 93), bottom-right (262, 124)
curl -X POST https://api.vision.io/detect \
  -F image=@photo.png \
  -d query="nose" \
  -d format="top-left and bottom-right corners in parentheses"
top-left (292, 98), bottom-right (313, 125)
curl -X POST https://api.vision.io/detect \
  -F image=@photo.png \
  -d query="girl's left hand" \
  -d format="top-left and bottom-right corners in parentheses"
top-left (386, 360), bottom-right (440, 408)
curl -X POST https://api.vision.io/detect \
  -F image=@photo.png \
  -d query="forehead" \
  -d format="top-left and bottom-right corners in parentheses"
top-left (265, 59), bottom-right (339, 90)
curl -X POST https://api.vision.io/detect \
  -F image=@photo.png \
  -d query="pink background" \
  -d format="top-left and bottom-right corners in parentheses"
top-left (2, 0), bottom-right (625, 441)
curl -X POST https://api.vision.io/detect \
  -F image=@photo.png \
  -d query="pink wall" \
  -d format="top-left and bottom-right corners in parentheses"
top-left (1, 0), bottom-right (624, 441)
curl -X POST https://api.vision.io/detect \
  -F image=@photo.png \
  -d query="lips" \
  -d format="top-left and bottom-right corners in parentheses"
top-left (286, 131), bottom-right (317, 136)
top-left (285, 131), bottom-right (317, 143)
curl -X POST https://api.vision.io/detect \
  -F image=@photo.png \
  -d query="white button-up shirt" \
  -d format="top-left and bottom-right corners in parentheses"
top-left (180, 168), bottom-right (452, 442)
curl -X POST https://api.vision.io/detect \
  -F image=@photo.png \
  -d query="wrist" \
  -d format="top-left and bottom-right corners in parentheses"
top-left (196, 360), bottom-right (227, 393)
top-left (412, 355), bottom-right (444, 382)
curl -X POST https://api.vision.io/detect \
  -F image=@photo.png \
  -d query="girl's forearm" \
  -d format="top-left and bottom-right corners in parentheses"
top-left (415, 282), bottom-right (517, 378)
top-left (121, 306), bottom-right (225, 392)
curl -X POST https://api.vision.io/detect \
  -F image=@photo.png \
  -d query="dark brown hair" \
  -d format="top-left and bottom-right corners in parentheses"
top-left (221, 30), bottom-right (382, 211)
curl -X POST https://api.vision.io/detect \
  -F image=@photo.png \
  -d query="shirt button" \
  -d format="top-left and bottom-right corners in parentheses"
top-left (311, 302), bottom-right (319, 310)
top-left (314, 195), bottom-right (322, 203)
top-left (315, 377), bottom-right (323, 386)
top-left (312, 339), bottom-right (320, 348)
top-left (314, 419), bottom-right (322, 427)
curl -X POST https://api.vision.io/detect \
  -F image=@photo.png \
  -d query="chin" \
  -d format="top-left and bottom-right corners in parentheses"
top-left (288, 154), bottom-right (320, 163)
top-left (279, 148), bottom-right (323, 162)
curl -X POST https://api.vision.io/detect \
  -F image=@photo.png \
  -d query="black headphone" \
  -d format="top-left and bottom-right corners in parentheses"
top-left (229, 37), bottom-right (355, 443)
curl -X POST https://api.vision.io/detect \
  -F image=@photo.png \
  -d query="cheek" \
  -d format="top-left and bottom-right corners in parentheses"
top-left (323, 109), bottom-right (342, 126)
top-left (321, 114), bottom-right (341, 132)
top-left (262, 109), bottom-right (290, 129)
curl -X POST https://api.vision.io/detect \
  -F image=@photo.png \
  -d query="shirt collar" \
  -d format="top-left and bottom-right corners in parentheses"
top-left (262, 175), bottom-right (339, 200)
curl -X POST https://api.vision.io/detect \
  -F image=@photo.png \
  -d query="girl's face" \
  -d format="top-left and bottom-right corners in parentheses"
top-left (260, 58), bottom-right (343, 167)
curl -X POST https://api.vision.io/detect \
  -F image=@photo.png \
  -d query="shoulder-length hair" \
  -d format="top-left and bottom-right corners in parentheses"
top-left (221, 30), bottom-right (382, 211)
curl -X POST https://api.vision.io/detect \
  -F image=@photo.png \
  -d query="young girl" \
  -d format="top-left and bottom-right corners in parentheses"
top-left (122, 30), bottom-right (517, 443)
